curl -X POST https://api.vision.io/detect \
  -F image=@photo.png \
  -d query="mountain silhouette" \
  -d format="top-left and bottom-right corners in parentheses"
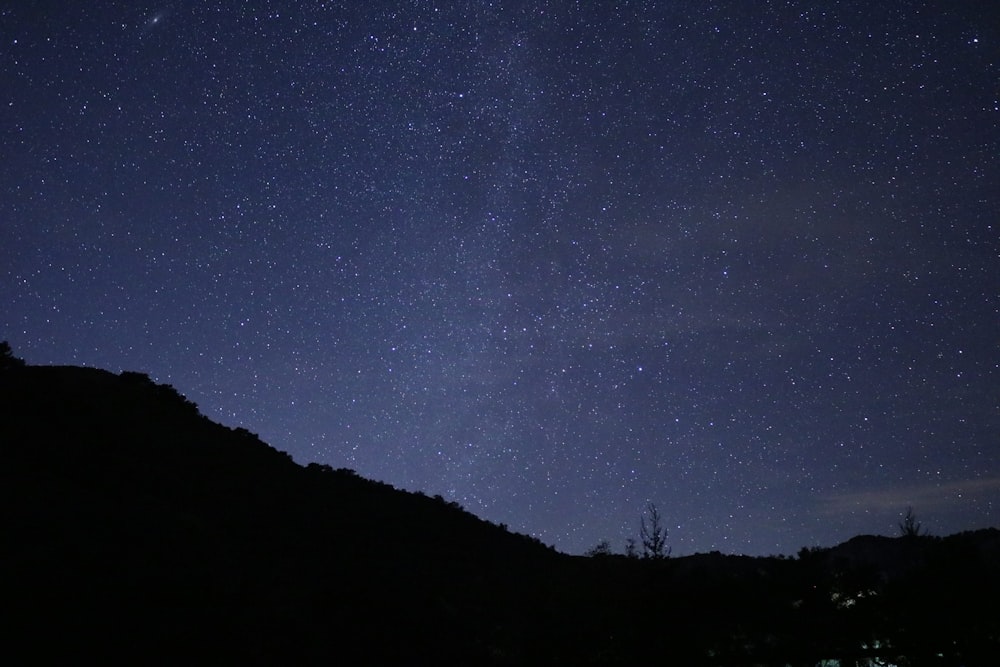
top-left (2, 354), bottom-right (998, 665)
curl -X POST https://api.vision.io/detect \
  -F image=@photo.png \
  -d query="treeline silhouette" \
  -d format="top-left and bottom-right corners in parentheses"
top-left (2, 346), bottom-right (998, 665)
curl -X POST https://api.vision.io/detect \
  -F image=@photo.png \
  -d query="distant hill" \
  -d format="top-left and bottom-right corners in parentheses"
top-left (2, 355), bottom-right (998, 665)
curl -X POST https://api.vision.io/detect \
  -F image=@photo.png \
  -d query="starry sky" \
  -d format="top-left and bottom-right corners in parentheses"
top-left (3, 1), bottom-right (999, 557)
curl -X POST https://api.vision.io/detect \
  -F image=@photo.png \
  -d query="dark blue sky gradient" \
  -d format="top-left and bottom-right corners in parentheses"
top-left (3, 1), bottom-right (999, 555)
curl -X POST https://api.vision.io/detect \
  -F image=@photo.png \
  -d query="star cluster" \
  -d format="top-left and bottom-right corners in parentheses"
top-left (3, 1), bottom-right (998, 555)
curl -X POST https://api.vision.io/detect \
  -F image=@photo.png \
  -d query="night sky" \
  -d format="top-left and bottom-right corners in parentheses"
top-left (3, 1), bottom-right (999, 557)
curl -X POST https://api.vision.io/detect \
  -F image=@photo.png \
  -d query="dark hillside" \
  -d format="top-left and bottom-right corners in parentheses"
top-left (1, 363), bottom-right (560, 664)
top-left (2, 356), bottom-right (998, 665)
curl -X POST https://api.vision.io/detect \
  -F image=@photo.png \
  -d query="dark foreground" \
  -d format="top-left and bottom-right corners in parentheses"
top-left (2, 358), bottom-right (998, 665)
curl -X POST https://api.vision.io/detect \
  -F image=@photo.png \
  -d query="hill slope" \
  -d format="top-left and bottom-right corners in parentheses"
top-left (1, 363), bottom-right (562, 664)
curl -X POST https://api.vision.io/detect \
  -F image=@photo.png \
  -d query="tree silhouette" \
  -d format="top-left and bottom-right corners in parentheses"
top-left (898, 506), bottom-right (925, 537)
top-left (639, 503), bottom-right (671, 559)
top-left (0, 341), bottom-right (25, 371)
